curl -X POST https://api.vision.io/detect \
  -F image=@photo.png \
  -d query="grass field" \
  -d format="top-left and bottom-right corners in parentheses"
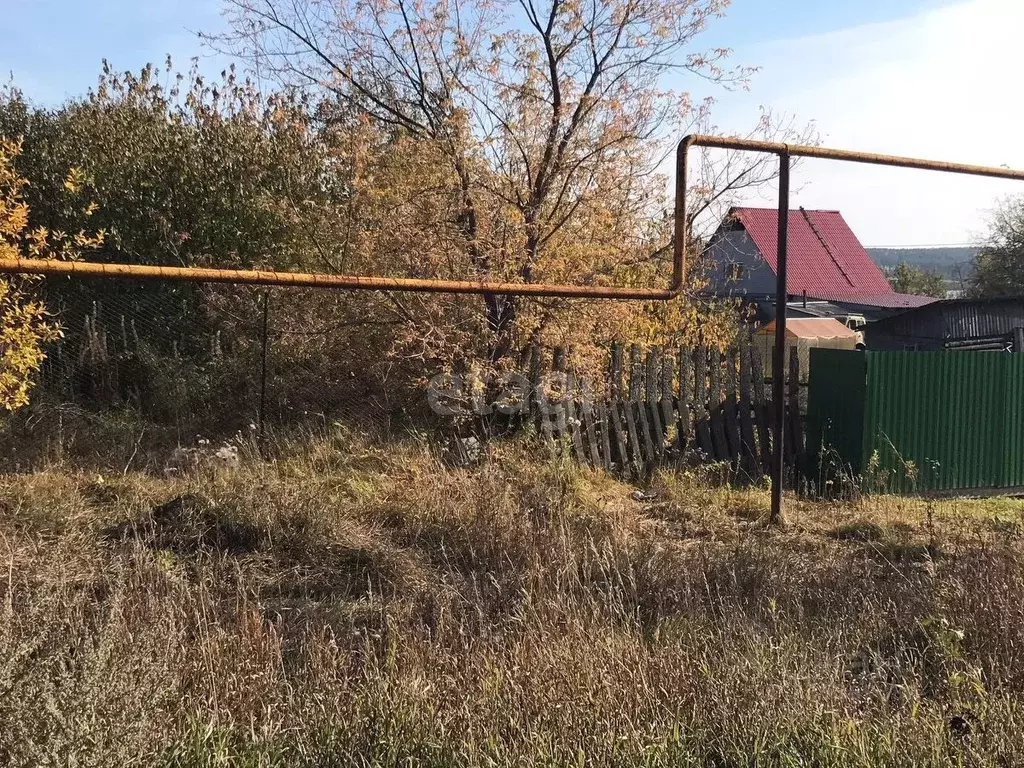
top-left (3, 428), bottom-right (1024, 766)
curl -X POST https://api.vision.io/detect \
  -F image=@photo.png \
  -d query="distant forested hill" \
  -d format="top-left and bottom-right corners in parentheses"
top-left (867, 247), bottom-right (978, 282)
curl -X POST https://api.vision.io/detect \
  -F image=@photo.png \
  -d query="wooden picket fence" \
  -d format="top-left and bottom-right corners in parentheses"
top-left (516, 341), bottom-right (806, 483)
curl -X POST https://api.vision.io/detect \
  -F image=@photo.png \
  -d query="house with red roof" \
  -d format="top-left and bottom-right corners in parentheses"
top-left (705, 207), bottom-right (936, 321)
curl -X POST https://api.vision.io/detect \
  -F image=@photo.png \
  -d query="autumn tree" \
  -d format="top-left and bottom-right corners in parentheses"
top-left (970, 197), bottom-right (1024, 297)
top-left (0, 64), bottom-right (371, 369)
top-left (1, 67), bottom-right (407, 417)
top-left (887, 262), bottom-right (946, 298)
top-left (213, 0), bottom-right (813, 366)
top-left (0, 138), bottom-right (103, 410)
top-left (2, 65), bottom-right (481, 419)
top-left (0, 62), bottom-right (341, 275)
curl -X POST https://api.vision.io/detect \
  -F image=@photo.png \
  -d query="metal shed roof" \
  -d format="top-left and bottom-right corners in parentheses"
top-left (867, 296), bottom-right (1024, 341)
top-left (807, 292), bottom-right (936, 309)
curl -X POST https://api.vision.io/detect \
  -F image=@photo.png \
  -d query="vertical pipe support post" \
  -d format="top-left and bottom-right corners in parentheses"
top-left (771, 151), bottom-right (791, 525)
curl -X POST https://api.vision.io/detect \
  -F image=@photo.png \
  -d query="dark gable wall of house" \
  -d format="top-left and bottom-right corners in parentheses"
top-left (705, 228), bottom-right (777, 297)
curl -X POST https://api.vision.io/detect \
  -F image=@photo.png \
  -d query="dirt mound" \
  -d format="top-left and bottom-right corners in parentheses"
top-left (103, 493), bottom-right (267, 555)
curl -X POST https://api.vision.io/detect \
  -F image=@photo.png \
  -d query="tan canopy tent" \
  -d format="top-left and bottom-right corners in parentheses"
top-left (755, 317), bottom-right (860, 379)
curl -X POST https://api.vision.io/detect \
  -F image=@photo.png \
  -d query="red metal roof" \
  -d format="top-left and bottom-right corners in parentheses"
top-left (729, 207), bottom-right (895, 301)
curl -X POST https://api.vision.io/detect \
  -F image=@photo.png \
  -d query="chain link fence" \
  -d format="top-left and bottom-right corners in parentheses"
top-left (3, 275), bottom-right (805, 484)
top-left (2, 278), bottom-right (433, 470)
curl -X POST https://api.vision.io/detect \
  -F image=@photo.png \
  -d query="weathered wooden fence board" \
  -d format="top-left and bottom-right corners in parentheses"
top-left (607, 344), bottom-right (631, 472)
top-left (708, 349), bottom-right (729, 462)
top-left (631, 345), bottom-right (657, 462)
top-left (581, 382), bottom-right (602, 467)
top-left (693, 349), bottom-right (713, 460)
top-left (749, 343), bottom-right (772, 474)
top-left (738, 345), bottom-right (759, 477)
top-left (646, 349), bottom-right (664, 458)
top-left (725, 350), bottom-right (742, 468)
top-left (677, 349), bottom-right (692, 454)
top-left (596, 400), bottom-right (614, 471)
top-left (504, 339), bottom-right (805, 484)
top-left (660, 356), bottom-right (676, 457)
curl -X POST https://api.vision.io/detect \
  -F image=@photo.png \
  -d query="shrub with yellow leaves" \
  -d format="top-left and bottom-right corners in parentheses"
top-left (0, 138), bottom-right (102, 411)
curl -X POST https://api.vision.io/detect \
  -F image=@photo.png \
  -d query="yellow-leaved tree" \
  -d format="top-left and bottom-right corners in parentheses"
top-left (0, 138), bottom-right (102, 410)
top-left (214, 0), bottom-right (815, 378)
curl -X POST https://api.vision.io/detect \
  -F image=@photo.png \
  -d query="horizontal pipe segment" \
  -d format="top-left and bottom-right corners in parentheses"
top-left (3, 137), bottom-right (1019, 301)
top-left (0, 258), bottom-right (677, 300)
top-left (681, 134), bottom-right (1024, 181)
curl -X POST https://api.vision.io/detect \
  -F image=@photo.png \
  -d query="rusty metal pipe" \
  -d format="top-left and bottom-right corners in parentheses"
top-left (0, 258), bottom-right (678, 299)
top-left (1, 136), bottom-right (1020, 302)
top-left (0, 138), bottom-right (694, 299)
top-left (673, 134), bottom-right (696, 287)
top-left (681, 134), bottom-right (1024, 181)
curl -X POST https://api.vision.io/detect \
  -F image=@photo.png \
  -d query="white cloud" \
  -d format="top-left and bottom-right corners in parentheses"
top-left (707, 0), bottom-right (1024, 246)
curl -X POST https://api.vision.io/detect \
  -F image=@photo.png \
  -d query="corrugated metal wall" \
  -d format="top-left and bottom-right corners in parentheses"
top-left (807, 349), bottom-right (1024, 493)
top-left (806, 349), bottom-right (867, 483)
top-left (943, 301), bottom-right (1024, 340)
top-left (864, 298), bottom-right (1024, 351)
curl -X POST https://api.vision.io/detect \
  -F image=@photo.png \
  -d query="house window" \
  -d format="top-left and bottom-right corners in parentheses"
top-left (727, 263), bottom-right (745, 281)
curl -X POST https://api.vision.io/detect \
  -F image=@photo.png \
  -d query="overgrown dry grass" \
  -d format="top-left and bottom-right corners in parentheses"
top-left (3, 427), bottom-right (1024, 766)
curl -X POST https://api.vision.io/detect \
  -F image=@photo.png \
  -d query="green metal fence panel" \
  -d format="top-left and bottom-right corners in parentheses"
top-left (867, 351), bottom-right (1018, 492)
top-left (809, 349), bottom-right (1024, 494)
top-left (806, 348), bottom-right (868, 490)
top-left (1004, 355), bottom-right (1024, 488)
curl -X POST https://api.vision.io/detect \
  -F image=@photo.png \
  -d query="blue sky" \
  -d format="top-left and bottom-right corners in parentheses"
top-left (708, 0), bottom-right (1024, 246)
top-left (3, 0), bottom-right (938, 102)
top-left (707, 0), bottom-right (945, 47)
top-left (3, 0), bottom-right (1019, 246)
top-left (2, 0), bottom-right (223, 103)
